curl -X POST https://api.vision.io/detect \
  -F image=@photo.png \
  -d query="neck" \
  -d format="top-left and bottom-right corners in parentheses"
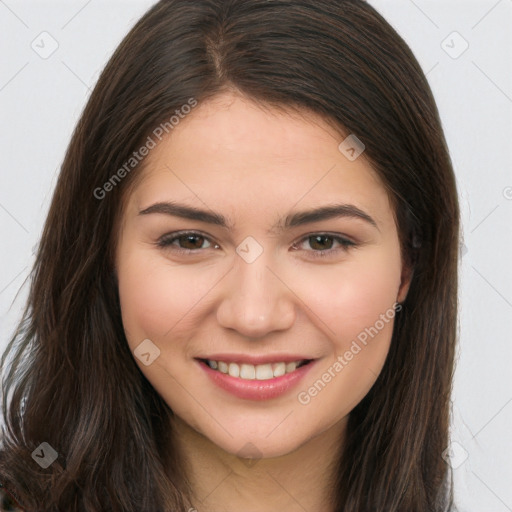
top-left (173, 416), bottom-right (346, 512)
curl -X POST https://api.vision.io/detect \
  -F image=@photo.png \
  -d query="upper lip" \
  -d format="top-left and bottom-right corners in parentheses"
top-left (196, 354), bottom-right (315, 365)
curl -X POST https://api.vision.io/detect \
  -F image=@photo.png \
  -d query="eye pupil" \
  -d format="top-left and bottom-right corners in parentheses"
top-left (180, 234), bottom-right (204, 249)
top-left (310, 235), bottom-right (333, 250)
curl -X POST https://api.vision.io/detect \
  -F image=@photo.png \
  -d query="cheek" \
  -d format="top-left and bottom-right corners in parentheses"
top-left (336, 261), bottom-right (399, 345)
top-left (294, 247), bottom-right (402, 344)
top-left (294, 247), bottom-right (402, 415)
top-left (117, 248), bottom-right (217, 348)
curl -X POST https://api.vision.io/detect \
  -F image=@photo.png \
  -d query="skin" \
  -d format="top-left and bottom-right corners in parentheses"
top-left (115, 90), bottom-right (411, 512)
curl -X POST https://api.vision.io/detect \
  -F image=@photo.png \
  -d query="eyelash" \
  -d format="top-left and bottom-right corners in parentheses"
top-left (156, 231), bottom-right (356, 259)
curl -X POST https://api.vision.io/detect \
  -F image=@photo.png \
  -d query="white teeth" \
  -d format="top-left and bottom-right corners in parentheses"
top-left (273, 362), bottom-right (286, 377)
top-left (240, 364), bottom-right (256, 379)
top-left (285, 362), bottom-right (297, 373)
top-left (228, 362), bottom-right (240, 377)
top-left (255, 363), bottom-right (273, 380)
top-left (206, 359), bottom-right (307, 380)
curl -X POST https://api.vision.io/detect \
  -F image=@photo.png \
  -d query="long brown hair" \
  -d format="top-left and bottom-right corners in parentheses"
top-left (1, 0), bottom-right (459, 510)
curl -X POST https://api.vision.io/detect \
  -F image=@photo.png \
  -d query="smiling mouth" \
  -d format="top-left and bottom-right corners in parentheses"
top-left (197, 358), bottom-right (313, 380)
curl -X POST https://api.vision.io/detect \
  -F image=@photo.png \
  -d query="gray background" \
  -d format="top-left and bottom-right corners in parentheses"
top-left (1, 1), bottom-right (511, 510)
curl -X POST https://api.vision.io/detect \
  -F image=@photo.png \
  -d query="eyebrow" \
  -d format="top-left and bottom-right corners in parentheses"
top-left (138, 201), bottom-right (379, 232)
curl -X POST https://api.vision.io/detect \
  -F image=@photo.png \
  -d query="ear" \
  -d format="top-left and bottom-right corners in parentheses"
top-left (397, 261), bottom-right (413, 303)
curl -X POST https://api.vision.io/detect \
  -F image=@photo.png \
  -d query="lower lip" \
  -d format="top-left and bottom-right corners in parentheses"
top-left (197, 360), bottom-right (316, 401)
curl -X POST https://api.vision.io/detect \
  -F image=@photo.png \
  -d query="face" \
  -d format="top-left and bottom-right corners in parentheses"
top-left (115, 92), bottom-right (410, 459)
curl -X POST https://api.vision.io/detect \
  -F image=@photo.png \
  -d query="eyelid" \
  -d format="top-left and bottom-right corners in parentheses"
top-left (291, 232), bottom-right (357, 259)
top-left (156, 230), bottom-right (358, 258)
top-left (292, 231), bottom-right (357, 246)
top-left (156, 230), bottom-right (215, 250)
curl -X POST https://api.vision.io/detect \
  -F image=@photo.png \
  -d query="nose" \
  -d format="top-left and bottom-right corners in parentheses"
top-left (215, 250), bottom-right (296, 339)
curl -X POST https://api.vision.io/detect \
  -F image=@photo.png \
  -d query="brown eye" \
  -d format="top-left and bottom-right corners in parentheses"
top-left (291, 233), bottom-right (356, 259)
top-left (157, 231), bottom-right (216, 252)
top-left (308, 235), bottom-right (335, 250)
top-left (177, 234), bottom-right (207, 250)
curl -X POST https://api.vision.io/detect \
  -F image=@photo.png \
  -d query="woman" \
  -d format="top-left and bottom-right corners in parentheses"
top-left (0, 0), bottom-right (459, 510)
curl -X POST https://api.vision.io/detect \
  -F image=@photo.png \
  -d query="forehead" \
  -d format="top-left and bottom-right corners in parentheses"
top-left (123, 92), bottom-right (393, 230)
top-left (142, 92), bottom-right (352, 172)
